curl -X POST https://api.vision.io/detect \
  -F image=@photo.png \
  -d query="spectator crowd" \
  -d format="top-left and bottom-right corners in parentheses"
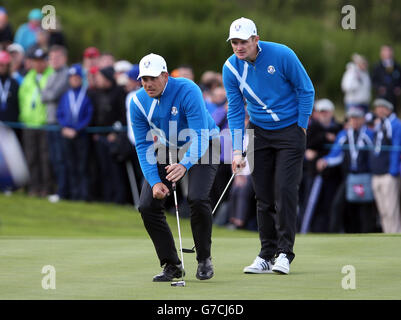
top-left (1, 7), bottom-right (401, 234)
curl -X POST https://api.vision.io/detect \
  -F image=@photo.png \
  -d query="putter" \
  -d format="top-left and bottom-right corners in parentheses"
top-left (169, 152), bottom-right (186, 287)
top-left (183, 153), bottom-right (245, 254)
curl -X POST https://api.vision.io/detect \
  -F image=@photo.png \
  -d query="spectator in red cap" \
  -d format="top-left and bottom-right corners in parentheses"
top-left (0, 50), bottom-right (19, 129)
top-left (82, 46), bottom-right (100, 89)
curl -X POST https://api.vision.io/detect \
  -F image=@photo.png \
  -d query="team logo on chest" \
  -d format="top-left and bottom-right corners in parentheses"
top-left (171, 106), bottom-right (178, 116)
top-left (267, 65), bottom-right (276, 75)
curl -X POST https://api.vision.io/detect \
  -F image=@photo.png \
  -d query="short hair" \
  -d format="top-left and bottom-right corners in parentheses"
top-left (49, 44), bottom-right (68, 57)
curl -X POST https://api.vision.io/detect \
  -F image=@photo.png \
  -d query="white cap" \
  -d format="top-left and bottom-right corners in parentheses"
top-left (314, 99), bottom-right (335, 112)
top-left (114, 60), bottom-right (133, 73)
top-left (137, 53), bottom-right (168, 80)
top-left (373, 98), bottom-right (394, 111)
top-left (227, 17), bottom-right (257, 42)
top-left (7, 43), bottom-right (24, 54)
top-left (347, 106), bottom-right (365, 118)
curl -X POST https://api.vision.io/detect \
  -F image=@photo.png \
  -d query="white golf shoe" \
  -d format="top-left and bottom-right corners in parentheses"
top-left (272, 253), bottom-right (290, 274)
top-left (243, 256), bottom-right (274, 274)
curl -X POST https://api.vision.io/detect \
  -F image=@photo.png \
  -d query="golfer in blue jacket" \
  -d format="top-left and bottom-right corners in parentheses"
top-left (223, 17), bottom-right (315, 274)
top-left (130, 53), bottom-right (220, 282)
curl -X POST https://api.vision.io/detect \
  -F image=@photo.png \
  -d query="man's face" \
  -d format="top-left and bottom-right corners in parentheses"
top-left (49, 50), bottom-right (67, 70)
top-left (32, 59), bottom-right (47, 74)
top-left (0, 12), bottom-right (8, 29)
top-left (95, 72), bottom-right (112, 89)
top-left (177, 67), bottom-right (194, 81)
top-left (230, 36), bottom-right (259, 60)
top-left (125, 79), bottom-right (141, 93)
top-left (69, 75), bottom-right (82, 88)
top-left (0, 63), bottom-right (8, 75)
top-left (83, 56), bottom-right (98, 69)
top-left (375, 106), bottom-right (391, 119)
top-left (141, 73), bottom-right (169, 98)
top-left (380, 46), bottom-right (393, 61)
top-left (317, 110), bottom-right (333, 125)
top-left (349, 117), bottom-right (365, 130)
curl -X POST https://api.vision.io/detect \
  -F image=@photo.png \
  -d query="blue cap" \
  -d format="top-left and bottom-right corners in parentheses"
top-left (68, 64), bottom-right (83, 78)
top-left (126, 64), bottom-right (140, 81)
top-left (0, 7), bottom-right (7, 14)
top-left (28, 8), bottom-right (43, 21)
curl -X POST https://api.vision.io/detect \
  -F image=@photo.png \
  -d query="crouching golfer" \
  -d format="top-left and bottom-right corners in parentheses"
top-left (130, 53), bottom-right (220, 281)
top-left (223, 18), bottom-right (315, 274)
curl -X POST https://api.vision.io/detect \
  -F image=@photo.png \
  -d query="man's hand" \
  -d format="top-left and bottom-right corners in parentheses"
top-left (165, 163), bottom-right (187, 183)
top-left (232, 151), bottom-right (246, 173)
top-left (305, 149), bottom-right (318, 161)
top-left (325, 132), bottom-right (336, 142)
top-left (61, 127), bottom-right (77, 139)
top-left (316, 158), bottom-right (328, 172)
top-left (234, 175), bottom-right (247, 187)
top-left (152, 182), bottom-right (170, 199)
top-left (301, 127), bottom-right (306, 135)
top-left (107, 132), bottom-right (117, 143)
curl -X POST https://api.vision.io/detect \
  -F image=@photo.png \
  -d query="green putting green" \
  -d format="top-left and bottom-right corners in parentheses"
top-left (1, 193), bottom-right (400, 300)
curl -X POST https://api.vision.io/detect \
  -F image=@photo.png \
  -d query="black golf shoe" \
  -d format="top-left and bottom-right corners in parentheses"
top-left (196, 257), bottom-right (214, 280)
top-left (153, 263), bottom-right (185, 282)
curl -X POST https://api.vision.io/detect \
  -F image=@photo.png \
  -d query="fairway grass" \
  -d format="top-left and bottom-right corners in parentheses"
top-left (1, 193), bottom-right (401, 300)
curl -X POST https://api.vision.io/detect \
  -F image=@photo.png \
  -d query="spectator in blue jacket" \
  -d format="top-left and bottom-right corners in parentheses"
top-left (57, 64), bottom-right (93, 201)
top-left (14, 9), bottom-right (43, 51)
top-left (370, 98), bottom-right (401, 233)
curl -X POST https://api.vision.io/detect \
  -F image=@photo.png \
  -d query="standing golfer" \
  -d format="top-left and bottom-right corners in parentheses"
top-left (223, 17), bottom-right (315, 274)
top-left (130, 53), bottom-right (219, 281)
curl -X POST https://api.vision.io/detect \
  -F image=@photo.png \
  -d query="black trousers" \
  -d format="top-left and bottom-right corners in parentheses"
top-left (22, 129), bottom-right (53, 195)
top-left (248, 122), bottom-right (306, 263)
top-left (138, 141), bottom-right (219, 266)
top-left (329, 182), bottom-right (377, 233)
top-left (61, 133), bottom-right (90, 201)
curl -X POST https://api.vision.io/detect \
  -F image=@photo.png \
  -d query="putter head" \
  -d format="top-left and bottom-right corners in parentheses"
top-left (182, 247), bottom-right (195, 254)
top-left (171, 280), bottom-right (186, 287)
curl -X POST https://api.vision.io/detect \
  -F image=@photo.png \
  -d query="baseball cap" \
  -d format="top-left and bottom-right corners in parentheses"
top-left (30, 47), bottom-right (48, 60)
top-left (83, 47), bottom-right (100, 58)
top-left (314, 99), bottom-right (335, 112)
top-left (347, 107), bottom-right (365, 118)
top-left (0, 51), bottom-right (11, 64)
top-left (137, 53), bottom-right (168, 80)
top-left (28, 8), bottom-right (43, 21)
top-left (126, 64), bottom-right (140, 81)
top-left (7, 43), bottom-right (24, 55)
top-left (68, 64), bottom-right (83, 78)
top-left (99, 66), bottom-right (115, 83)
top-left (373, 98), bottom-right (393, 111)
top-left (227, 17), bottom-right (258, 42)
top-left (114, 60), bottom-right (133, 73)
